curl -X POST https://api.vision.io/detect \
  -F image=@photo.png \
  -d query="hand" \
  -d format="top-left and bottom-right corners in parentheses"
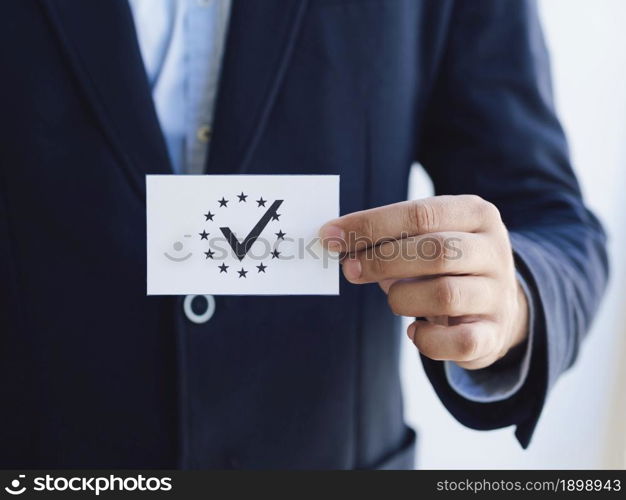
top-left (320, 195), bottom-right (529, 370)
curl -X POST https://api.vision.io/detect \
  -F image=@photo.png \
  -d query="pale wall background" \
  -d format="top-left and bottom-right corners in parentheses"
top-left (402, 0), bottom-right (626, 468)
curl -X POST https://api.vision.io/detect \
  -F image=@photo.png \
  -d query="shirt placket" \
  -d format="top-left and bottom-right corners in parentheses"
top-left (185, 0), bottom-right (227, 174)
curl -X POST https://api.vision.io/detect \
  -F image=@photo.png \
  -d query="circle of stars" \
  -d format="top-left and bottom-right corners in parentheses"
top-left (199, 192), bottom-right (285, 277)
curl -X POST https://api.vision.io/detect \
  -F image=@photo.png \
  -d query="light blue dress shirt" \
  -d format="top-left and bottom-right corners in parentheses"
top-left (127, 0), bottom-right (533, 402)
top-left (128, 0), bottom-right (231, 174)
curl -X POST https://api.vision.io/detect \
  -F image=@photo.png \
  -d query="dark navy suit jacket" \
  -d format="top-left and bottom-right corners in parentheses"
top-left (0, 0), bottom-right (608, 468)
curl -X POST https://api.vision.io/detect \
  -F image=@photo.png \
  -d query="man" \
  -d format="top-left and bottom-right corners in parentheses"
top-left (0, 0), bottom-right (608, 469)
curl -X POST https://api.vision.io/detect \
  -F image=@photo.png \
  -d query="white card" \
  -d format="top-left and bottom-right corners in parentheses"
top-left (146, 175), bottom-right (340, 295)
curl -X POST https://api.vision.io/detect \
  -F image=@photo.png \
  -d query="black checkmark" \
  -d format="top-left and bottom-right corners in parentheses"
top-left (220, 200), bottom-right (283, 261)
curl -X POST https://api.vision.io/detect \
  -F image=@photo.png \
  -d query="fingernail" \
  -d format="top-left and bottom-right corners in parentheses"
top-left (407, 323), bottom-right (416, 342)
top-left (342, 257), bottom-right (362, 281)
top-left (319, 224), bottom-right (345, 252)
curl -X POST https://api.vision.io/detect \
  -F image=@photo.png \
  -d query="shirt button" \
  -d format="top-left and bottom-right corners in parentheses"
top-left (197, 125), bottom-right (212, 143)
top-left (197, 0), bottom-right (212, 6)
top-left (183, 295), bottom-right (216, 324)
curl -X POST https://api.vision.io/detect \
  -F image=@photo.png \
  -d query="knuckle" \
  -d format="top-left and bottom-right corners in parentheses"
top-left (462, 194), bottom-right (484, 206)
top-left (456, 326), bottom-right (480, 360)
top-left (472, 196), bottom-right (502, 225)
top-left (483, 202), bottom-right (502, 224)
top-left (354, 216), bottom-right (376, 250)
top-left (424, 233), bottom-right (449, 273)
top-left (364, 216), bottom-right (376, 243)
top-left (373, 240), bottom-right (400, 278)
top-left (494, 238), bottom-right (511, 265)
top-left (376, 239), bottom-right (399, 260)
top-left (412, 200), bottom-right (438, 234)
top-left (373, 251), bottom-right (388, 277)
top-left (434, 277), bottom-right (462, 315)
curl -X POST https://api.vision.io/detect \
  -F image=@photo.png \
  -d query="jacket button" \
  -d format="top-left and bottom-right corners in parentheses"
top-left (183, 295), bottom-right (216, 324)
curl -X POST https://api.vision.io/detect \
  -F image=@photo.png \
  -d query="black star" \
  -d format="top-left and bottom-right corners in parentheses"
top-left (275, 230), bottom-right (286, 240)
top-left (271, 249), bottom-right (280, 259)
top-left (256, 197), bottom-right (267, 207)
top-left (204, 249), bottom-right (215, 259)
top-left (204, 211), bottom-right (215, 221)
top-left (237, 192), bottom-right (248, 202)
top-left (199, 230), bottom-right (209, 240)
top-left (238, 268), bottom-right (248, 278)
top-left (218, 263), bottom-right (229, 273)
top-left (218, 197), bottom-right (229, 207)
top-left (271, 213), bottom-right (281, 221)
top-left (257, 263), bottom-right (267, 273)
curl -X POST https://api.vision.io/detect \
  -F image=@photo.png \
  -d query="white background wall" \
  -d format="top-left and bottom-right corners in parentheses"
top-left (402, 0), bottom-right (626, 468)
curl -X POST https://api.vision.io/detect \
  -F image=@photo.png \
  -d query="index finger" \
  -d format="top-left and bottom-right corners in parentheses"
top-left (319, 195), bottom-right (500, 253)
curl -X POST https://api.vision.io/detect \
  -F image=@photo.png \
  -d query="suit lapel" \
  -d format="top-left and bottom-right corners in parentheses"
top-left (39, 0), bottom-right (172, 199)
top-left (39, 0), bottom-right (310, 191)
top-left (207, 0), bottom-right (309, 174)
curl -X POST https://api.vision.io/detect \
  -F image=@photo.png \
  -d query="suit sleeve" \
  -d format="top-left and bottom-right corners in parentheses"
top-left (417, 0), bottom-right (609, 448)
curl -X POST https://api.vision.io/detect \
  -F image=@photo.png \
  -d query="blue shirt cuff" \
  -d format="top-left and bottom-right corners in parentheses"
top-left (443, 271), bottom-right (535, 403)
